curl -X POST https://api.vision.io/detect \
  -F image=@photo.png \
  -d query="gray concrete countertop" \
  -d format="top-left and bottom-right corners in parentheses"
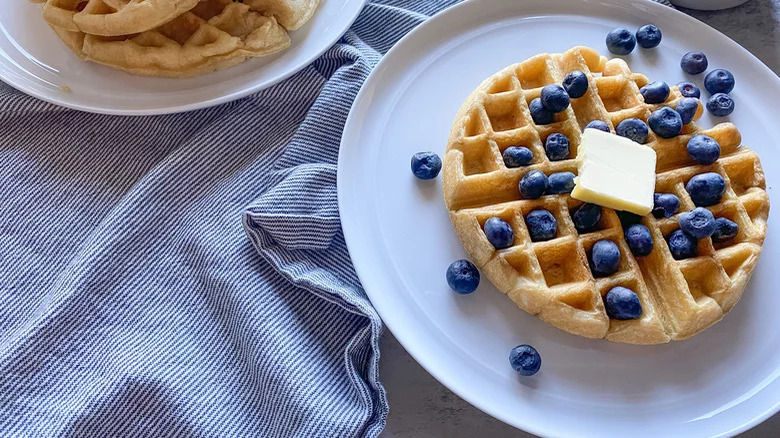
top-left (379, 1), bottom-right (780, 436)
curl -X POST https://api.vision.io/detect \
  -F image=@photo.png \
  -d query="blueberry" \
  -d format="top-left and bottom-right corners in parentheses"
top-left (584, 120), bottom-right (610, 132)
top-left (484, 217), bottom-right (514, 249)
top-left (636, 24), bottom-right (662, 49)
top-left (640, 81), bottom-right (670, 104)
top-left (706, 93), bottom-right (735, 117)
top-left (648, 107), bottom-right (682, 138)
top-left (591, 240), bottom-right (621, 276)
top-left (652, 193), bottom-right (680, 218)
top-left (676, 97), bottom-right (698, 125)
top-left (503, 146), bottom-right (534, 168)
top-left (446, 259), bottom-right (480, 294)
top-left (617, 211), bottom-right (643, 227)
top-left (625, 224), bottom-right (654, 256)
top-left (548, 172), bottom-right (575, 194)
top-left (704, 69), bottom-right (735, 94)
top-left (526, 209), bottom-right (557, 242)
top-left (540, 84), bottom-right (570, 113)
top-left (616, 118), bottom-right (649, 144)
top-left (686, 172), bottom-right (726, 207)
top-left (677, 81), bottom-right (701, 99)
top-left (679, 207), bottom-right (716, 239)
top-left (572, 203), bottom-right (602, 233)
top-left (606, 28), bottom-right (636, 55)
top-left (712, 217), bottom-right (739, 242)
top-left (411, 151), bottom-right (442, 179)
top-left (509, 345), bottom-right (541, 376)
top-left (680, 51), bottom-right (708, 75)
top-left (562, 70), bottom-right (589, 98)
top-left (545, 133), bottom-right (570, 161)
top-left (605, 286), bottom-right (643, 320)
top-left (519, 170), bottom-right (549, 199)
top-left (686, 134), bottom-right (720, 165)
top-left (667, 229), bottom-right (698, 260)
top-left (529, 98), bottom-right (554, 125)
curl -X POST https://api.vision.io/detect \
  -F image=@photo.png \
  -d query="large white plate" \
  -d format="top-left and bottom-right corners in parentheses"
top-left (338, 1), bottom-right (780, 437)
top-left (0, 0), bottom-right (365, 115)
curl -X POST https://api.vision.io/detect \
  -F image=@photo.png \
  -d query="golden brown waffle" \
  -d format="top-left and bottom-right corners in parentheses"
top-left (443, 46), bottom-right (769, 344)
top-left (245, 0), bottom-right (320, 31)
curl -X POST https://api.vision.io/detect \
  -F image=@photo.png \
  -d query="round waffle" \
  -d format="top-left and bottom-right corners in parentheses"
top-left (442, 46), bottom-right (769, 344)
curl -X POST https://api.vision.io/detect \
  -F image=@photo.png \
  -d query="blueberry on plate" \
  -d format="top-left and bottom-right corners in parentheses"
top-left (617, 211), bottom-right (643, 227)
top-left (648, 107), bottom-right (683, 138)
top-left (686, 172), bottom-right (726, 207)
top-left (686, 134), bottom-right (720, 165)
top-left (676, 97), bottom-right (698, 125)
top-left (484, 217), bottom-right (514, 249)
top-left (636, 24), bottom-right (662, 49)
top-left (606, 28), bottom-right (636, 55)
top-left (616, 118), bottom-right (649, 144)
top-left (625, 224), bottom-right (654, 256)
top-left (640, 81), bottom-right (670, 104)
top-left (679, 207), bottom-right (716, 239)
top-left (540, 84), bottom-right (571, 113)
top-left (677, 81), bottom-right (701, 99)
top-left (503, 146), bottom-right (534, 168)
top-left (605, 286), bottom-right (643, 320)
top-left (529, 98), bottom-right (554, 125)
top-left (519, 170), bottom-right (549, 199)
top-left (680, 51), bottom-right (708, 75)
top-left (548, 172), bottom-right (576, 194)
top-left (712, 217), bottom-right (739, 242)
top-left (667, 229), bottom-right (698, 260)
top-left (704, 69), bottom-right (735, 94)
top-left (446, 259), bottom-right (480, 294)
top-left (652, 193), bottom-right (680, 218)
top-left (545, 133), bottom-right (570, 161)
top-left (526, 209), bottom-right (558, 242)
top-left (584, 120), bottom-right (610, 132)
top-left (591, 240), bottom-right (621, 276)
top-left (707, 93), bottom-right (735, 117)
top-left (563, 70), bottom-right (589, 98)
top-left (509, 345), bottom-right (541, 376)
top-left (410, 151), bottom-right (442, 179)
top-left (573, 203), bottom-right (603, 233)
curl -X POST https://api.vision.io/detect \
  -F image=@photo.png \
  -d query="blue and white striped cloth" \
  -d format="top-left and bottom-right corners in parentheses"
top-left (0, 0), bottom-right (672, 436)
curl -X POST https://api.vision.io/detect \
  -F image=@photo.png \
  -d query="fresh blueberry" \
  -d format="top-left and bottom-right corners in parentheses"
top-left (411, 151), bottom-right (442, 179)
top-left (704, 69), bottom-right (735, 94)
top-left (686, 134), bottom-right (720, 165)
top-left (591, 240), bottom-right (621, 277)
top-left (606, 28), bottom-right (636, 55)
top-left (446, 259), bottom-right (480, 294)
top-left (529, 98), bottom-right (554, 125)
top-left (706, 93), bottom-right (735, 117)
top-left (503, 146), bottom-right (534, 168)
top-left (509, 344), bottom-right (541, 376)
top-left (548, 172), bottom-right (576, 194)
top-left (519, 170), bottom-right (549, 199)
top-left (677, 81), bottom-right (701, 99)
top-left (617, 211), bottom-right (643, 227)
top-left (605, 286), bottom-right (643, 320)
top-left (667, 229), bottom-right (698, 260)
top-left (679, 207), bottom-right (716, 239)
top-left (625, 224), bottom-right (654, 256)
top-left (636, 24), bottom-right (662, 49)
top-left (640, 81), bottom-right (670, 104)
top-left (573, 203), bottom-right (603, 233)
top-left (616, 118), bottom-right (649, 144)
top-left (562, 70), bottom-right (589, 98)
top-left (584, 120), bottom-right (610, 132)
top-left (540, 84), bottom-right (570, 113)
top-left (686, 172), bottom-right (726, 207)
top-left (676, 97), bottom-right (698, 125)
top-left (484, 217), bottom-right (514, 249)
top-left (545, 133), bottom-right (570, 161)
top-left (652, 193), bottom-right (680, 218)
top-left (648, 107), bottom-right (683, 138)
top-left (712, 217), bottom-right (739, 242)
top-left (680, 51), bottom-right (708, 75)
top-left (526, 209), bottom-right (558, 242)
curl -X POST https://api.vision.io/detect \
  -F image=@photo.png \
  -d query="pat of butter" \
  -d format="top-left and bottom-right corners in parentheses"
top-left (571, 128), bottom-right (656, 215)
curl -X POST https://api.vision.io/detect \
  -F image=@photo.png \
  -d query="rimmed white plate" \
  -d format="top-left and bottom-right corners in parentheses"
top-left (0, 0), bottom-right (365, 115)
top-left (338, 0), bottom-right (779, 437)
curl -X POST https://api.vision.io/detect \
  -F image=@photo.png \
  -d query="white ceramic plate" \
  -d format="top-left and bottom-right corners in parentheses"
top-left (338, 1), bottom-right (780, 437)
top-left (0, 0), bottom-right (365, 115)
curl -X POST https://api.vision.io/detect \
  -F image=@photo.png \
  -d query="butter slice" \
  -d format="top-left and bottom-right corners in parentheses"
top-left (571, 128), bottom-right (656, 215)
